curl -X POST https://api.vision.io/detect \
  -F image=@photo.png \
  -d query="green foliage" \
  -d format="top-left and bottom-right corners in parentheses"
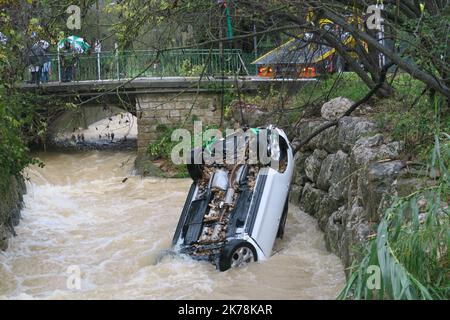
top-left (339, 97), bottom-right (450, 300)
top-left (179, 59), bottom-right (205, 77)
top-left (146, 124), bottom-right (189, 178)
top-left (397, 8), bottom-right (450, 83)
top-left (0, 6), bottom-right (49, 190)
top-left (147, 123), bottom-right (221, 178)
top-left (374, 74), bottom-right (450, 158)
top-left (0, 91), bottom-right (43, 191)
top-left (219, 88), bottom-right (238, 120)
top-left (147, 124), bottom-right (180, 160)
top-left (241, 85), bottom-right (282, 110)
top-left (291, 73), bottom-right (368, 108)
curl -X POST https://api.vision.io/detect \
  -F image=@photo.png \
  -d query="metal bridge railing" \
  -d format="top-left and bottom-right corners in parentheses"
top-left (26, 49), bottom-right (251, 83)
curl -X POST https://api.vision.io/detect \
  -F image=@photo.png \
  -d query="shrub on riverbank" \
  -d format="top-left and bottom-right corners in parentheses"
top-left (146, 124), bottom-right (189, 178)
top-left (0, 90), bottom-right (40, 192)
top-left (146, 124), bottom-right (220, 178)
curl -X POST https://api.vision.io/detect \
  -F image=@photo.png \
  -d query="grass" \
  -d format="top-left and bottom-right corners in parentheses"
top-left (240, 72), bottom-right (450, 160)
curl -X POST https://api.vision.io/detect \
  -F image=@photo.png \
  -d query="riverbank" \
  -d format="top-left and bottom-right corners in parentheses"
top-left (0, 175), bottom-right (26, 251)
top-left (44, 137), bottom-right (138, 152)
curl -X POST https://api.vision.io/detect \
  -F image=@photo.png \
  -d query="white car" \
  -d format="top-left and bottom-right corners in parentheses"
top-left (172, 126), bottom-right (294, 271)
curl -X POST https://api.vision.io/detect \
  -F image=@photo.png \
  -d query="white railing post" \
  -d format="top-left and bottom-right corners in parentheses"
top-left (57, 47), bottom-right (61, 82)
top-left (97, 51), bottom-right (101, 81)
top-left (115, 43), bottom-right (119, 80)
top-left (94, 40), bottom-right (102, 81)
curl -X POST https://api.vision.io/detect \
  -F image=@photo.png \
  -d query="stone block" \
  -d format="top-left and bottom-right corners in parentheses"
top-left (317, 194), bottom-right (341, 231)
top-left (304, 149), bottom-right (328, 182)
top-left (338, 117), bottom-right (376, 152)
top-left (299, 182), bottom-right (326, 216)
top-left (317, 150), bottom-right (349, 195)
top-left (358, 160), bottom-right (405, 222)
top-left (169, 110), bottom-right (181, 117)
top-left (321, 97), bottom-right (354, 120)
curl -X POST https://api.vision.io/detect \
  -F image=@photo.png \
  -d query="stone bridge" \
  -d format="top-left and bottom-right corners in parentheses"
top-left (21, 77), bottom-right (314, 156)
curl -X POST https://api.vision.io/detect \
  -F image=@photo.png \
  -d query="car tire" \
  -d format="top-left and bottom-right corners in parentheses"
top-left (277, 199), bottom-right (289, 239)
top-left (218, 240), bottom-right (258, 271)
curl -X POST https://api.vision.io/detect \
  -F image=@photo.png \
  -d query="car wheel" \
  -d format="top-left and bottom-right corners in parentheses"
top-left (219, 240), bottom-right (257, 271)
top-left (277, 199), bottom-right (289, 239)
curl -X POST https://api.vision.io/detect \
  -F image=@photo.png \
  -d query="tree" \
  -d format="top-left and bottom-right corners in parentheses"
top-left (103, 0), bottom-right (449, 99)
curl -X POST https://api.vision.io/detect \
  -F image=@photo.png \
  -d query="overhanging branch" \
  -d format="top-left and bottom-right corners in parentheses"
top-left (292, 62), bottom-right (394, 154)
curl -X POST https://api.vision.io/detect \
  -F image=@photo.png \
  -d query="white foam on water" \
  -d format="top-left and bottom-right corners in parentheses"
top-left (0, 151), bottom-right (345, 299)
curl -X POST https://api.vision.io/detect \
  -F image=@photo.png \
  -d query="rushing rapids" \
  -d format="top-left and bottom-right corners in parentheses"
top-left (0, 151), bottom-right (345, 299)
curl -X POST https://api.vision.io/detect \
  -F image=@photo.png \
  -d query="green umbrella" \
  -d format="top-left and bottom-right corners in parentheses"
top-left (58, 35), bottom-right (90, 53)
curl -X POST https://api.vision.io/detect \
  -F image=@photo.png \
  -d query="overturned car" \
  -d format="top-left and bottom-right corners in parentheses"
top-left (172, 126), bottom-right (294, 271)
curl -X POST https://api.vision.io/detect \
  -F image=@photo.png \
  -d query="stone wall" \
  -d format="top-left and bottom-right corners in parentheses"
top-left (136, 92), bottom-right (221, 156)
top-left (0, 175), bottom-right (26, 250)
top-left (289, 109), bottom-right (419, 269)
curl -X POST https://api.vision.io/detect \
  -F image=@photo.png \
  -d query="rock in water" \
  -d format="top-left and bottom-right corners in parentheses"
top-left (321, 97), bottom-right (354, 120)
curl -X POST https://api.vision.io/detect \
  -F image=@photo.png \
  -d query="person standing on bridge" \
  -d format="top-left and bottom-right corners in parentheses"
top-left (28, 34), bottom-right (46, 85)
top-left (61, 41), bottom-right (77, 82)
top-left (40, 40), bottom-right (51, 83)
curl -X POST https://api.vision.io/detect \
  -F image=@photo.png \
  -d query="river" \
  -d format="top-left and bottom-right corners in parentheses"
top-left (0, 151), bottom-right (345, 299)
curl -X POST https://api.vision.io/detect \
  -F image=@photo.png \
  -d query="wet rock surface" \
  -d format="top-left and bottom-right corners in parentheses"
top-left (133, 153), bottom-right (165, 177)
top-left (290, 98), bottom-right (423, 270)
top-left (304, 149), bottom-right (327, 182)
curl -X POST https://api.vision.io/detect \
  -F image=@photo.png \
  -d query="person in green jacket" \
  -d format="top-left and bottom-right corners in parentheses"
top-left (60, 41), bottom-right (77, 82)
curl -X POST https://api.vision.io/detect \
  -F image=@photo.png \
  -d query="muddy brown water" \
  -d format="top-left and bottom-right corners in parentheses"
top-left (0, 151), bottom-right (345, 299)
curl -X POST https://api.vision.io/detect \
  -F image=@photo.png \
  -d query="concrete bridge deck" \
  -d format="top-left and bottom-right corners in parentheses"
top-left (21, 76), bottom-right (316, 97)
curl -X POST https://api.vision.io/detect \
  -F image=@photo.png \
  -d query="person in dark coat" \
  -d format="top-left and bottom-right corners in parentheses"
top-left (28, 41), bottom-right (46, 84)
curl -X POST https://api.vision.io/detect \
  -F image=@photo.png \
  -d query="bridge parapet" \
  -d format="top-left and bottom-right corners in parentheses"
top-left (24, 49), bottom-right (252, 83)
